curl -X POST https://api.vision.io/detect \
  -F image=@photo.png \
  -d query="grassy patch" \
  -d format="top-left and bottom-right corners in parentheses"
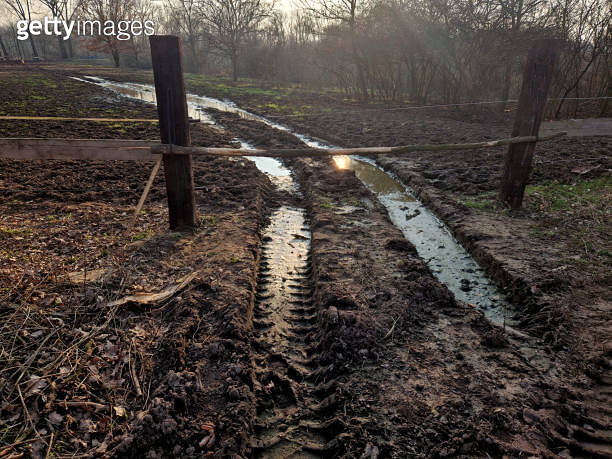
top-left (524, 176), bottom-right (611, 266)
top-left (525, 176), bottom-right (610, 212)
top-left (200, 215), bottom-right (217, 226)
top-left (131, 232), bottom-right (148, 241)
top-left (321, 198), bottom-right (334, 209)
top-left (462, 191), bottom-right (499, 212)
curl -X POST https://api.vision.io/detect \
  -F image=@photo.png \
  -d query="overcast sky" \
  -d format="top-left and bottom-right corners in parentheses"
top-left (0, 0), bottom-right (299, 27)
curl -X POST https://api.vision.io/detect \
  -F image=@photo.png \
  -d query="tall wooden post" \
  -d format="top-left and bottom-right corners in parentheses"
top-left (149, 35), bottom-right (196, 229)
top-left (499, 39), bottom-right (560, 208)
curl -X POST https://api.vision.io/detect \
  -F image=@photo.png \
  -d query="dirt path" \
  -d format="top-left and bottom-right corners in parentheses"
top-left (192, 82), bottom-right (611, 457)
top-left (2, 65), bottom-right (610, 458)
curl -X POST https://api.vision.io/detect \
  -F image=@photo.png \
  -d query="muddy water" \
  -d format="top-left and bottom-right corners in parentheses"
top-left (333, 155), bottom-right (513, 323)
top-left (72, 76), bottom-right (302, 132)
top-left (272, 131), bottom-right (515, 324)
top-left (79, 75), bottom-right (514, 324)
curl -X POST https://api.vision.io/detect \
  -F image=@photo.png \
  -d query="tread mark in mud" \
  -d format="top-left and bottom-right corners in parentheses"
top-left (569, 369), bottom-right (612, 458)
top-left (252, 206), bottom-right (340, 458)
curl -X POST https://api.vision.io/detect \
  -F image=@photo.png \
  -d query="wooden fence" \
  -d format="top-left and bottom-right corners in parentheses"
top-left (0, 36), bottom-right (562, 228)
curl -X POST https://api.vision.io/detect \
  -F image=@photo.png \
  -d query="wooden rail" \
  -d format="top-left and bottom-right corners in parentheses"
top-left (0, 132), bottom-right (566, 161)
top-left (0, 116), bottom-right (158, 123)
top-left (0, 138), bottom-right (157, 161)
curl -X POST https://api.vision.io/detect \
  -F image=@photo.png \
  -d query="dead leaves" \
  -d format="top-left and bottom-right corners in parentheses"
top-left (199, 421), bottom-right (216, 450)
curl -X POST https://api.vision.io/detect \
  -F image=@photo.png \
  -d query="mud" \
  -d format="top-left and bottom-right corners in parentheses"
top-left (2, 65), bottom-right (610, 458)
top-left (288, 156), bottom-right (577, 457)
top-left (0, 66), bottom-right (269, 457)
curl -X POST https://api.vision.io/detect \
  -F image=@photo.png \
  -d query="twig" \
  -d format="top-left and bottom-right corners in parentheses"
top-left (128, 341), bottom-right (143, 398)
top-left (17, 384), bottom-right (47, 448)
top-left (128, 158), bottom-right (162, 231)
top-left (45, 432), bottom-right (54, 458)
top-left (2, 331), bottom-right (57, 401)
top-left (0, 438), bottom-right (39, 457)
top-left (384, 316), bottom-right (400, 340)
top-left (41, 309), bottom-right (117, 374)
top-left (60, 400), bottom-right (109, 412)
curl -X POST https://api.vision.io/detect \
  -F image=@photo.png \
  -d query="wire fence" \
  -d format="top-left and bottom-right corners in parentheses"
top-left (263, 96), bottom-right (612, 119)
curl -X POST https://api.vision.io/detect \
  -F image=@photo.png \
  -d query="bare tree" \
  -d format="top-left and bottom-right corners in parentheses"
top-left (39, 0), bottom-right (81, 59)
top-left (0, 34), bottom-right (8, 58)
top-left (200, 0), bottom-right (275, 81)
top-left (551, 0), bottom-right (611, 116)
top-left (79, 0), bottom-right (138, 67)
top-left (2, 0), bottom-right (39, 58)
top-left (302, 0), bottom-right (371, 100)
top-left (166, 0), bottom-right (207, 72)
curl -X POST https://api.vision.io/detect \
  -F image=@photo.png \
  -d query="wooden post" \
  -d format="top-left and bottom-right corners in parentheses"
top-left (499, 39), bottom-right (560, 208)
top-left (149, 35), bottom-right (197, 229)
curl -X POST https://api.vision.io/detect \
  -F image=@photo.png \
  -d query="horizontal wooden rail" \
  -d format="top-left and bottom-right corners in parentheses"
top-left (0, 132), bottom-right (566, 161)
top-left (151, 132), bottom-right (566, 157)
top-left (0, 116), bottom-right (159, 123)
top-left (0, 138), bottom-right (158, 161)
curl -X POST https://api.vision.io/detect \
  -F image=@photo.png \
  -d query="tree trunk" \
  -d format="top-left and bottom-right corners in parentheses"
top-left (111, 47), bottom-right (120, 67)
top-left (499, 61), bottom-right (512, 112)
top-left (67, 38), bottom-right (74, 58)
top-left (29, 36), bottom-right (39, 60)
top-left (231, 51), bottom-right (238, 81)
top-left (350, 33), bottom-right (368, 100)
top-left (57, 36), bottom-right (68, 59)
top-left (0, 35), bottom-right (8, 58)
top-left (189, 36), bottom-right (200, 73)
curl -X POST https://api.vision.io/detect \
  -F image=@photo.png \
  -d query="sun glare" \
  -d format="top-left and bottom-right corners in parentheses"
top-left (333, 155), bottom-right (350, 170)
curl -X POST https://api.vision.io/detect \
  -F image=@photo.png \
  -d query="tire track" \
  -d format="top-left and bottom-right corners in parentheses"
top-left (250, 205), bottom-right (341, 458)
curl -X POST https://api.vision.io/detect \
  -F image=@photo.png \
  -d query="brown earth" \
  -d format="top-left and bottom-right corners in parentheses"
top-left (1, 64), bottom-right (610, 458)
top-left (288, 157), bottom-right (585, 458)
top-left (0, 66), bottom-right (270, 457)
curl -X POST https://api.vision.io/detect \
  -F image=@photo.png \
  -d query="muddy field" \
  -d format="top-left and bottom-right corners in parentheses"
top-left (1, 64), bottom-right (611, 458)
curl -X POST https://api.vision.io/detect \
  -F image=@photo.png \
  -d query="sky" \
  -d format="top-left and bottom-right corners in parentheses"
top-left (1, 0), bottom-right (299, 27)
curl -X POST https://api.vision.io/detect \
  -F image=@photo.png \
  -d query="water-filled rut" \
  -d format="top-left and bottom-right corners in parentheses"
top-left (252, 206), bottom-right (336, 457)
top-left (75, 75), bottom-right (344, 455)
top-left (77, 76), bottom-right (516, 323)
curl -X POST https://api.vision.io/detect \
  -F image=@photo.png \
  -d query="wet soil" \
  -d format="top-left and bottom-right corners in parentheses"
top-left (0, 66), bottom-right (269, 457)
top-left (288, 156), bottom-right (579, 457)
top-left (2, 65), bottom-right (610, 457)
top-left (261, 102), bottom-right (611, 459)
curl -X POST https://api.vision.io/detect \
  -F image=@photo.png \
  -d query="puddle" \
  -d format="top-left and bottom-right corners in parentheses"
top-left (73, 75), bottom-right (310, 134)
top-left (333, 155), bottom-right (513, 324)
top-left (77, 75), bottom-right (515, 325)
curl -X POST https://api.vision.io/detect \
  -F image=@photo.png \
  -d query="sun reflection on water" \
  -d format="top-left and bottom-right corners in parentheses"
top-left (333, 155), bottom-right (350, 170)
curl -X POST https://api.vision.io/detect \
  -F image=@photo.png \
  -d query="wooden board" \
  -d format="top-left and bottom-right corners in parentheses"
top-left (0, 138), bottom-right (158, 161)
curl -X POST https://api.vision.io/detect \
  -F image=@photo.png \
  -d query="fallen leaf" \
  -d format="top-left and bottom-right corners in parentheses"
top-left (48, 412), bottom-right (63, 425)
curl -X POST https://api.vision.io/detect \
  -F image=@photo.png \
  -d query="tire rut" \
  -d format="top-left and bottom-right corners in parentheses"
top-left (250, 205), bottom-right (341, 458)
top-left (568, 368), bottom-right (612, 458)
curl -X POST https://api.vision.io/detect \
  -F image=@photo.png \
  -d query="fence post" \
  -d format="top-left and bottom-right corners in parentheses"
top-left (499, 39), bottom-right (560, 208)
top-left (149, 35), bottom-right (196, 229)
